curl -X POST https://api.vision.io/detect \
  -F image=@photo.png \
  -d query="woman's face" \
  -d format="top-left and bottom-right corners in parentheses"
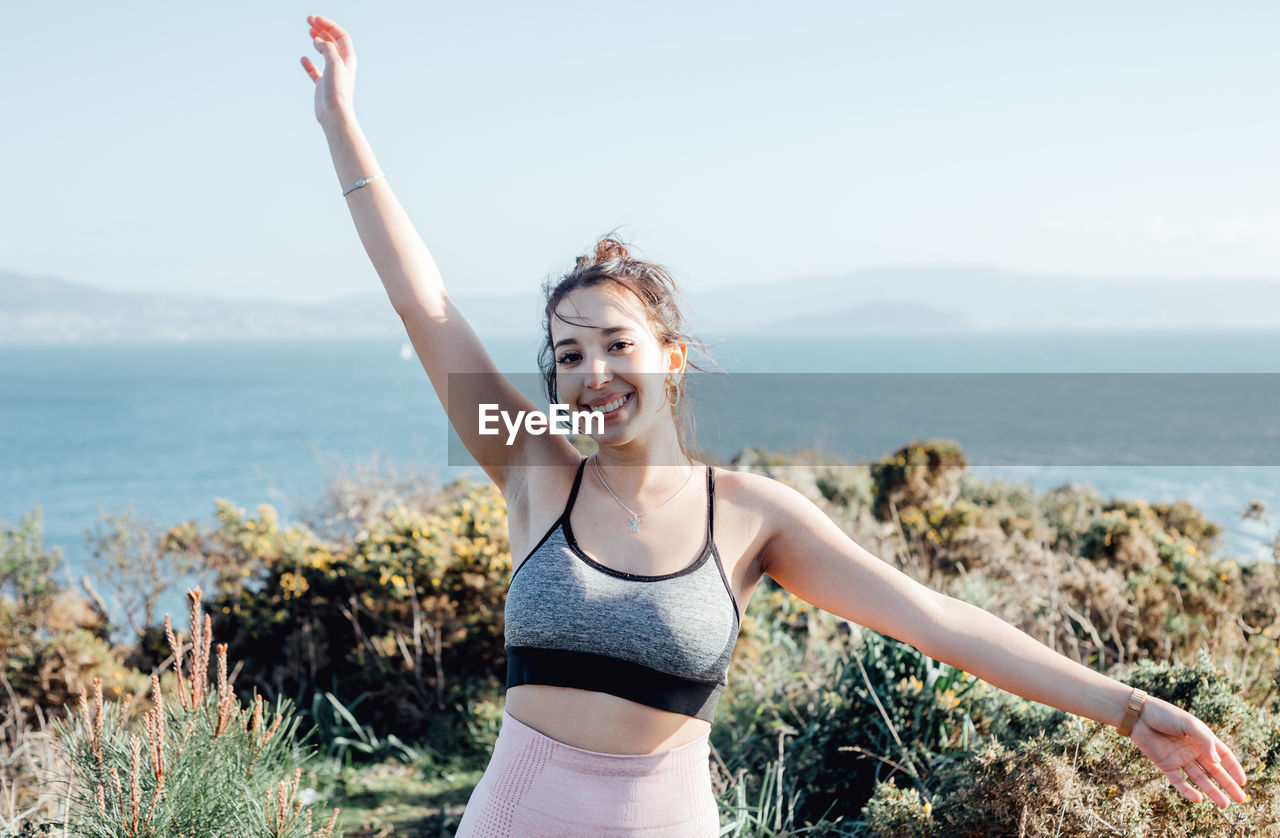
top-left (550, 285), bottom-right (687, 445)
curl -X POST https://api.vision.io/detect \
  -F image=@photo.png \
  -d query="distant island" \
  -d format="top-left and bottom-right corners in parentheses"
top-left (4, 267), bottom-right (1280, 343)
top-left (762, 301), bottom-right (970, 333)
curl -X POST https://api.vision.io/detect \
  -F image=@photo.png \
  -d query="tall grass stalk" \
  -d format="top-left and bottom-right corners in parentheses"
top-left (46, 588), bottom-right (341, 838)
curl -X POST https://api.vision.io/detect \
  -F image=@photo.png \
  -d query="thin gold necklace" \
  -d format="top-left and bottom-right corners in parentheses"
top-left (592, 454), bottom-right (696, 533)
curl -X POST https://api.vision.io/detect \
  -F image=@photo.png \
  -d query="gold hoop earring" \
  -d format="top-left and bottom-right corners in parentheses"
top-left (665, 377), bottom-right (681, 409)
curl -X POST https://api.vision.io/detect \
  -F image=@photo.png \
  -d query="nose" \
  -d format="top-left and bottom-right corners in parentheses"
top-left (584, 354), bottom-right (612, 389)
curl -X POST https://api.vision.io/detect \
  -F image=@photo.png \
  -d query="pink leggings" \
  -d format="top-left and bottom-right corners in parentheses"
top-left (454, 708), bottom-right (720, 837)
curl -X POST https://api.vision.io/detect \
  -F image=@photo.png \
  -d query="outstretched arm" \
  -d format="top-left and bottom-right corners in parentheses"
top-left (751, 473), bottom-right (1249, 809)
top-left (299, 16), bottom-right (575, 488)
top-left (302, 16), bottom-right (438, 318)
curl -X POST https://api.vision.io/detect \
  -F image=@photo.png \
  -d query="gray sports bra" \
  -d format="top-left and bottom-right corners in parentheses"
top-left (504, 456), bottom-right (742, 722)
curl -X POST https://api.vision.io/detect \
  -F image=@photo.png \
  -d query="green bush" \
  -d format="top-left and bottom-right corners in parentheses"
top-left (49, 589), bottom-right (341, 838)
top-left (10, 443), bottom-right (1279, 835)
top-left (718, 600), bottom-right (1280, 837)
top-left (168, 479), bottom-right (512, 758)
top-left (868, 440), bottom-right (968, 523)
top-left (912, 653), bottom-right (1279, 837)
top-left (1, 511), bottom-right (144, 729)
top-left (1, 509), bottom-right (66, 661)
top-left (717, 446), bottom-right (1280, 835)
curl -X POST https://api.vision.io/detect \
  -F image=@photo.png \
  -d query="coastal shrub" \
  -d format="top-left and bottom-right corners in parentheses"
top-left (1072, 500), bottom-right (1250, 664)
top-left (1, 511), bottom-right (142, 728)
top-left (48, 588), bottom-right (340, 838)
top-left (1037, 482), bottom-right (1107, 557)
top-left (813, 463), bottom-right (875, 511)
top-left (782, 630), bottom-right (990, 827)
top-left (911, 654), bottom-right (1280, 837)
top-left (720, 591), bottom-right (1280, 837)
top-left (716, 592), bottom-right (991, 833)
top-left (170, 478), bottom-right (512, 757)
top-left (9, 444), bottom-right (1276, 834)
top-left (862, 447), bottom-right (1264, 676)
top-left (868, 440), bottom-right (968, 523)
top-left (0, 510), bottom-right (64, 645)
top-left (307, 690), bottom-right (421, 766)
top-left (1121, 498), bottom-right (1223, 556)
top-left (85, 503), bottom-right (206, 641)
top-left (712, 577), bottom-right (851, 834)
top-left (720, 448), bottom-right (1280, 836)
top-left (953, 473), bottom-right (1043, 541)
top-left (5, 629), bottom-right (149, 728)
top-left (1, 512), bottom-right (149, 834)
top-left (861, 779), bottom-right (933, 837)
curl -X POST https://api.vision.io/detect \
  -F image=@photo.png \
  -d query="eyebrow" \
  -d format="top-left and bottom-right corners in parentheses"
top-left (553, 326), bottom-right (632, 350)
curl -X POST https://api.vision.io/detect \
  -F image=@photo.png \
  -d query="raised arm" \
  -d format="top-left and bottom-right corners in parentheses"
top-left (750, 474), bottom-right (1249, 809)
top-left (300, 16), bottom-right (575, 489)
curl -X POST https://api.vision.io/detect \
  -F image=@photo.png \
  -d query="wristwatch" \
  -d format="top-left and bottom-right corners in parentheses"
top-left (1119, 687), bottom-right (1148, 737)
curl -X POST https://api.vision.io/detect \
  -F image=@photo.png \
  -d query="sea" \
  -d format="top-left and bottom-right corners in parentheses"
top-left (2, 331), bottom-right (1278, 620)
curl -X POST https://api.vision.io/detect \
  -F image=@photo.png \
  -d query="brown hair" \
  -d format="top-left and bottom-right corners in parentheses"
top-left (539, 234), bottom-right (717, 459)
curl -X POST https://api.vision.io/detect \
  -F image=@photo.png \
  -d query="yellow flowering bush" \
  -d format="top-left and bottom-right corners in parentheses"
top-left (174, 479), bottom-right (513, 756)
top-left (869, 439), bottom-right (969, 522)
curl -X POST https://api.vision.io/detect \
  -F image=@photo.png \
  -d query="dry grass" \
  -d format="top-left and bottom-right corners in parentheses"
top-left (0, 674), bottom-right (70, 837)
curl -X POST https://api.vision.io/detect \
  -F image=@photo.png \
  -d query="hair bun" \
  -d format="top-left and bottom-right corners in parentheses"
top-left (593, 236), bottom-right (632, 263)
top-left (571, 234), bottom-right (636, 269)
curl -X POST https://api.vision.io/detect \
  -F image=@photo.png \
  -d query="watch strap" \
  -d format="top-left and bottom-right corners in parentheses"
top-left (1118, 687), bottom-right (1148, 737)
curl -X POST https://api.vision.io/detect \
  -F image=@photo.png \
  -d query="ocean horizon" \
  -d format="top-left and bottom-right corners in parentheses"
top-left (3, 330), bottom-right (1278, 619)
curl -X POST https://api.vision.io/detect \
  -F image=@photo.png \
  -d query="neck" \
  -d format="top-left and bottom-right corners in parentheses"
top-left (591, 425), bottom-right (696, 495)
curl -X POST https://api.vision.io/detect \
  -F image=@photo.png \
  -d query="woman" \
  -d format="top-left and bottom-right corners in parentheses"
top-left (300, 16), bottom-right (1248, 836)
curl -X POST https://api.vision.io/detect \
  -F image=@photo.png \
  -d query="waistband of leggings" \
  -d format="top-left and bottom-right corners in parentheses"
top-left (499, 707), bottom-right (710, 771)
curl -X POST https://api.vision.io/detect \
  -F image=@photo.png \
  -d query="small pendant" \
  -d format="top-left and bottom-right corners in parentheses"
top-left (629, 517), bottom-right (640, 533)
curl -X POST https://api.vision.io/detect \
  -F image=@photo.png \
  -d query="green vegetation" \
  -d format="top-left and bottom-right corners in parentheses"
top-left (3, 442), bottom-right (1279, 836)
top-left (53, 589), bottom-right (340, 838)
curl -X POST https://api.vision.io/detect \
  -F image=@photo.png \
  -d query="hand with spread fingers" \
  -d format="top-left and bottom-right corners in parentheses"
top-left (1128, 692), bottom-right (1248, 809)
top-left (300, 15), bottom-right (357, 126)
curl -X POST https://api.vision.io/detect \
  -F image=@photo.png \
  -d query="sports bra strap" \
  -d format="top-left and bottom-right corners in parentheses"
top-left (706, 466), bottom-right (715, 543)
top-left (562, 456), bottom-right (589, 519)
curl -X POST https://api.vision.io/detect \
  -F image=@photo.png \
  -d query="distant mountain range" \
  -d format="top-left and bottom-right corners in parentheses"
top-left (4, 267), bottom-right (1280, 343)
top-left (699, 267), bottom-right (1280, 335)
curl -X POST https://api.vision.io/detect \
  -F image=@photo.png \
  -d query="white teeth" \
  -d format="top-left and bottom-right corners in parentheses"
top-left (590, 394), bottom-right (628, 413)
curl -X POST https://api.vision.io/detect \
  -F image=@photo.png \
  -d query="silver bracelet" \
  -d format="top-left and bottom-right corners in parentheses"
top-left (342, 173), bottom-right (385, 197)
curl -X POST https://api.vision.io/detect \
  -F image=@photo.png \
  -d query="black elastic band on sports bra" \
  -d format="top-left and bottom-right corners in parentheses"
top-left (706, 466), bottom-right (715, 544)
top-left (506, 646), bottom-right (725, 722)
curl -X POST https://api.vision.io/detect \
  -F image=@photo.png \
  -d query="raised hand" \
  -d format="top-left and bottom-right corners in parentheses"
top-left (300, 15), bottom-right (356, 126)
top-left (1129, 695), bottom-right (1248, 808)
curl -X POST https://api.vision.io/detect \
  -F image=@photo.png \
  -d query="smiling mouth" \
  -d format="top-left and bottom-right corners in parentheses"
top-left (586, 392), bottom-right (632, 414)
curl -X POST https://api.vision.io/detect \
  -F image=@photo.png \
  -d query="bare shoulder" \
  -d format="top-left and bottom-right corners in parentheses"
top-left (711, 467), bottom-right (798, 508)
top-left (712, 467), bottom-right (818, 522)
top-left (713, 467), bottom-right (864, 575)
top-left (707, 468), bottom-right (813, 576)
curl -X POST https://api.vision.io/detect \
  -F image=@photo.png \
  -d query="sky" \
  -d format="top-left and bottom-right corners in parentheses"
top-left (7, 1), bottom-right (1280, 303)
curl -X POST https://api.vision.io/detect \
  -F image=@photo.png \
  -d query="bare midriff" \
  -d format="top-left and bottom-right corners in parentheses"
top-left (504, 684), bottom-right (713, 755)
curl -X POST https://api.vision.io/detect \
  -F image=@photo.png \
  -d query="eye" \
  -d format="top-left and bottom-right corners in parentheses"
top-left (556, 351), bottom-right (581, 366)
top-left (610, 340), bottom-right (634, 351)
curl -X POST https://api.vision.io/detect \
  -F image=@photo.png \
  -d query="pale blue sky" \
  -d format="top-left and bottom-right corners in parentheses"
top-left (7, 1), bottom-right (1280, 302)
